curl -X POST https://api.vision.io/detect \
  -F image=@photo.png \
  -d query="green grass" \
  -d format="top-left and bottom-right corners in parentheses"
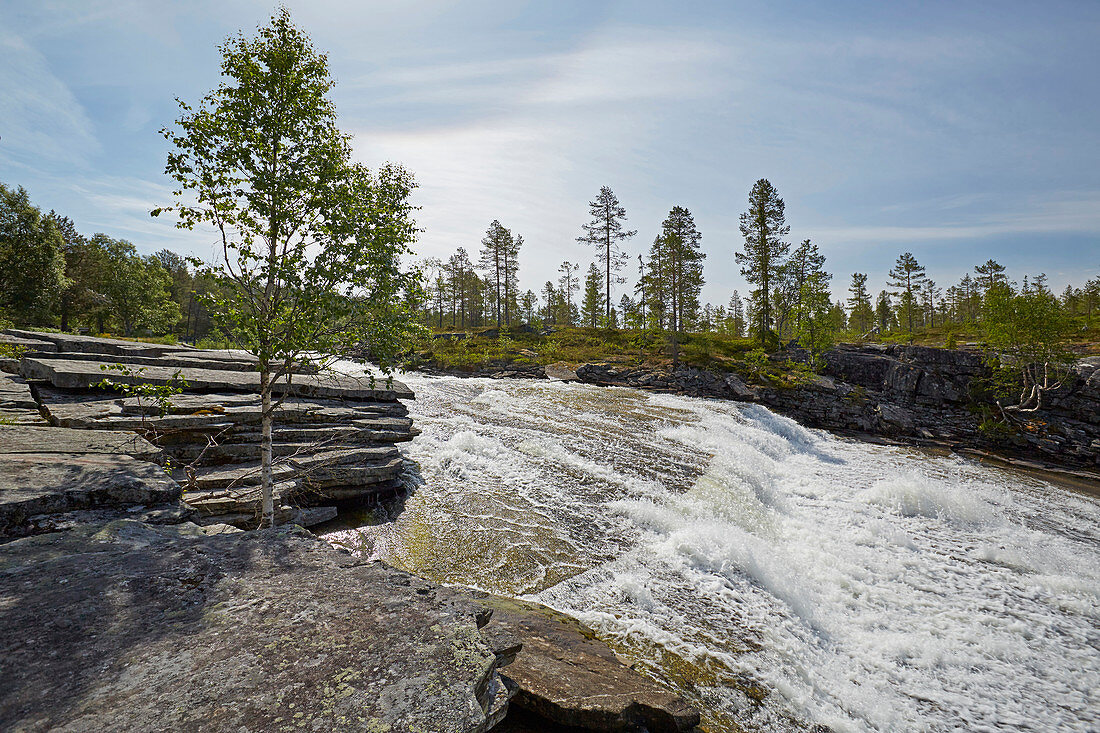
top-left (413, 326), bottom-right (758, 373)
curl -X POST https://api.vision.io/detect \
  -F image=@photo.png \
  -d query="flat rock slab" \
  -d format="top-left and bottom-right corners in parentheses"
top-left (0, 334), bottom-right (58, 352)
top-left (479, 596), bottom-right (700, 732)
top-left (0, 520), bottom-right (512, 732)
top-left (0, 453), bottom-right (181, 538)
top-left (3, 329), bottom-right (179, 357)
top-left (22, 349), bottom-right (264, 373)
top-left (0, 425), bottom-right (161, 459)
top-left (0, 372), bottom-right (38, 410)
top-left (21, 357), bottom-right (413, 401)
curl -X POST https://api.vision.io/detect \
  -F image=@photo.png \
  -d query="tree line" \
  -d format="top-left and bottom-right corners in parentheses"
top-left (0, 181), bottom-right (231, 341)
top-left (418, 179), bottom-right (1100, 358)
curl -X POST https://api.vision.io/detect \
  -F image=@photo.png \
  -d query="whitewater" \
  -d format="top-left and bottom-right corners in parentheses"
top-left (324, 370), bottom-right (1100, 732)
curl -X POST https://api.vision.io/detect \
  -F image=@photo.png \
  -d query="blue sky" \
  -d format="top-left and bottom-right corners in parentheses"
top-left (1, 0), bottom-right (1098, 305)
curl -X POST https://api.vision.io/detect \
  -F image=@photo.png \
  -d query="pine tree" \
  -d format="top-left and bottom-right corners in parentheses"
top-left (578, 186), bottom-right (636, 326)
top-left (503, 233), bottom-right (522, 325)
top-left (887, 252), bottom-right (927, 337)
top-left (975, 259), bottom-right (1007, 293)
top-left (581, 262), bottom-right (603, 328)
top-left (847, 272), bottom-right (872, 334)
top-left (654, 206), bottom-right (705, 364)
top-left (541, 281), bottom-right (558, 324)
top-left (520, 289), bottom-right (538, 325)
top-left (922, 279), bottom-right (942, 328)
top-left (446, 247), bottom-right (473, 328)
top-left (641, 239), bottom-right (668, 331)
top-left (478, 220), bottom-right (512, 326)
top-left (736, 179), bottom-right (790, 346)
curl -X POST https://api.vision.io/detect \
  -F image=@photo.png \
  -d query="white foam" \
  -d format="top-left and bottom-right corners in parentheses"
top-left (329, 371), bottom-right (1100, 732)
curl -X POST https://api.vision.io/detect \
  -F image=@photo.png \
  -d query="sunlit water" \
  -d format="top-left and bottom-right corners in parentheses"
top-left (324, 369), bottom-right (1100, 732)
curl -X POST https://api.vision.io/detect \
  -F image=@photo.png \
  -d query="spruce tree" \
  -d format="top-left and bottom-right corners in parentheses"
top-left (736, 179), bottom-right (790, 346)
top-left (847, 273), bottom-right (872, 334)
top-left (578, 186), bottom-right (636, 325)
top-left (581, 262), bottom-right (603, 328)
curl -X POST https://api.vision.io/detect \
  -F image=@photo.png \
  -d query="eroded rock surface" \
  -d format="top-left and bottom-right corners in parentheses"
top-left (0, 425), bottom-right (177, 540)
top-left (0, 520), bottom-right (515, 733)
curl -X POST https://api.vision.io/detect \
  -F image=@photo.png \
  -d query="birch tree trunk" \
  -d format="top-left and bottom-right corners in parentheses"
top-left (260, 366), bottom-right (274, 528)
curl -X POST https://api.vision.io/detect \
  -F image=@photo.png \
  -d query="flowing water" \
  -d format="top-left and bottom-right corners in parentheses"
top-left (324, 370), bottom-right (1100, 732)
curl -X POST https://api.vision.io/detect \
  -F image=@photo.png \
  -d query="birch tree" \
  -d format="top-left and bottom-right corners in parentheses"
top-left (156, 9), bottom-right (421, 527)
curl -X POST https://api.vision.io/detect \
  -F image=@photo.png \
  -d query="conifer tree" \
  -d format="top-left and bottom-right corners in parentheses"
top-left (446, 247), bottom-right (473, 328)
top-left (875, 290), bottom-right (893, 331)
top-left (578, 186), bottom-right (636, 325)
top-left (975, 259), bottom-right (1007, 293)
top-left (783, 238), bottom-right (827, 337)
top-left (736, 179), bottom-right (790, 346)
top-left (557, 261), bottom-right (579, 326)
top-left (581, 262), bottom-right (603, 328)
top-left (478, 220), bottom-right (512, 326)
top-left (653, 206), bottom-right (705, 364)
top-left (848, 273), bottom-right (872, 334)
top-left (729, 291), bottom-right (745, 337)
top-left (888, 252), bottom-right (927, 337)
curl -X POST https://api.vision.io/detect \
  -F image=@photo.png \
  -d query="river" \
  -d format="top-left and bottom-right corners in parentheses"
top-left (324, 370), bottom-right (1100, 732)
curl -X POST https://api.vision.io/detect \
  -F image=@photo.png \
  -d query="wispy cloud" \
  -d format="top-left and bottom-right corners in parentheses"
top-left (0, 32), bottom-right (99, 166)
top-left (813, 192), bottom-right (1100, 247)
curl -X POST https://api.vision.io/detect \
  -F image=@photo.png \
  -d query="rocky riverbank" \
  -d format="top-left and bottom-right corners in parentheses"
top-left (0, 329), bottom-right (700, 732)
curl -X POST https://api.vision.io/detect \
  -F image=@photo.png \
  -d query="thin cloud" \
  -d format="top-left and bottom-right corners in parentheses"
top-left (813, 192), bottom-right (1100, 247)
top-left (0, 33), bottom-right (99, 165)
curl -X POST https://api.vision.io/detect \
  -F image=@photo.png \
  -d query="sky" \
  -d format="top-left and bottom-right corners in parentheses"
top-left (1, 0), bottom-right (1098, 306)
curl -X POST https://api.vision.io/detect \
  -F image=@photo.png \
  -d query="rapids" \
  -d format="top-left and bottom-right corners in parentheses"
top-left (324, 370), bottom-right (1100, 732)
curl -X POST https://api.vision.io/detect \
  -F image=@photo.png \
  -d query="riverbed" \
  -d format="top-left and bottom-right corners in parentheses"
top-left (324, 371), bottom-right (1100, 732)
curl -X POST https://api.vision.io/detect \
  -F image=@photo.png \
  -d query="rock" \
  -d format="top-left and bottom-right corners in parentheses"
top-left (20, 356), bottom-right (413, 401)
top-left (0, 372), bottom-right (39, 410)
top-left (0, 520), bottom-right (515, 733)
top-left (0, 425), bottom-right (162, 459)
top-left (544, 362), bottom-right (579, 381)
top-left (0, 332), bottom-right (59, 352)
top-left (478, 595), bottom-right (701, 732)
top-left (723, 373), bottom-right (757, 400)
top-left (0, 453), bottom-right (181, 539)
top-left (3, 329), bottom-right (178, 357)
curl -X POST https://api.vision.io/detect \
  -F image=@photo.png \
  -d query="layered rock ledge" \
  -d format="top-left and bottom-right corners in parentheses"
top-left (3, 329), bottom-right (417, 530)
